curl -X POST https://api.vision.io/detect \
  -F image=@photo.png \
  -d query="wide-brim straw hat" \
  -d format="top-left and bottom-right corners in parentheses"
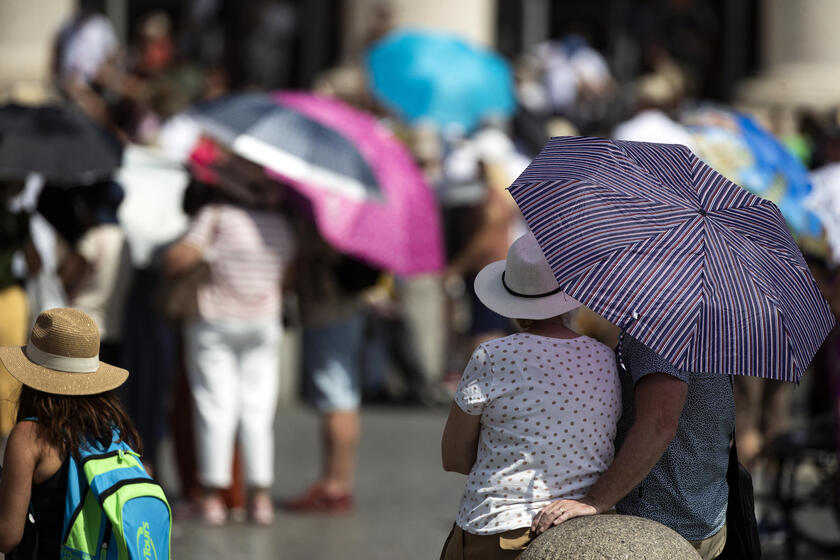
top-left (0, 308), bottom-right (128, 396)
top-left (474, 232), bottom-right (582, 320)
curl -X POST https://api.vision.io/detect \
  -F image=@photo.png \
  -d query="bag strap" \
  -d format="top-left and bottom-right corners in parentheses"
top-left (203, 204), bottom-right (222, 251)
top-left (728, 376), bottom-right (740, 461)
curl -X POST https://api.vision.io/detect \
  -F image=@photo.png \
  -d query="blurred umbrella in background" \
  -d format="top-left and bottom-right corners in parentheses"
top-left (683, 106), bottom-right (823, 243)
top-left (805, 163), bottom-right (840, 264)
top-left (365, 30), bottom-right (515, 134)
top-left (0, 104), bottom-right (122, 185)
top-left (190, 91), bottom-right (444, 276)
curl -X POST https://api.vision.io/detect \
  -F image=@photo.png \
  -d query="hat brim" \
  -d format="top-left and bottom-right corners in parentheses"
top-left (474, 260), bottom-right (582, 320)
top-left (0, 346), bottom-right (128, 396)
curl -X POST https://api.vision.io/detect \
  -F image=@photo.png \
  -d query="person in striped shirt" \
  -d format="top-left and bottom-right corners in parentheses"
top-left (166, 153), bottom-right (296, 526)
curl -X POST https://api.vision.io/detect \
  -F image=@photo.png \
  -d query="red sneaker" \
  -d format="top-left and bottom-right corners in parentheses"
top-left (284, 484), bottom-right (354, 514)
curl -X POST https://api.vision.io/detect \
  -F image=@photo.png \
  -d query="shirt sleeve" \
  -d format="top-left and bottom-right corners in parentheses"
top-left (621, 333), bottom-right (689, 384)
top-left (454, 344), bottom-right (494, 415)
top-left (183, 205), bottom-right (218, 250)
top-left (75, 228), bottom-right (99, 263)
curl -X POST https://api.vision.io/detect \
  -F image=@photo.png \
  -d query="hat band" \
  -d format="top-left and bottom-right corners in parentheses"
top-left (25, 341), bottom-right (99, 374)
top-left (502, 271), bottom-right (564, 299)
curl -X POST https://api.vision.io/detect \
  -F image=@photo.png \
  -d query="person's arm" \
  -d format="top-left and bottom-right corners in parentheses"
top-left (531, 372), bottom-right (688, 534)
top-left (57, 249), bottom-right (91, 298)
top-left (163, 241), bottom-right (203, 277)
top-left (0, 423), bottom-right (39, 553)
top-left (164, 205), bottom-right (217, 276)
top-left (442, 344), bottom-right (493, 474)
top-left (441, 402), bottom-right (481, 474)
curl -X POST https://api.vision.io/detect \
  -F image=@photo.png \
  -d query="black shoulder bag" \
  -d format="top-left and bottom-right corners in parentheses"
top-left (717, 377), bottom-right (762, 559)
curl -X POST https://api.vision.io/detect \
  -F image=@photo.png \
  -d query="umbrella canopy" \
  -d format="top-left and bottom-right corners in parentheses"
top-left (683, 106), bottom-right (821, 239)
top-left (0, 104), bottom-right (122, 185)
top-left (509, 136), bottom-right (834, 383)
top-left (805, 163), bottom-right (840, 264)
top-left (190, 92), bottom-right (444, 276)
top-left (366, 30), bottom-right (515, 133)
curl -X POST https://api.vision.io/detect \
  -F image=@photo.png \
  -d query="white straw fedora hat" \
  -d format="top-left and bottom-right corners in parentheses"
top-left (0, 308), bottom-right (128, 396)
top-left (474, 232), bottom-right (581, 320)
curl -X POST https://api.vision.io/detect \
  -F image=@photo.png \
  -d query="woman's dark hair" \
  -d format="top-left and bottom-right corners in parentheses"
top-left (16, 385), bottom-right (143, 459)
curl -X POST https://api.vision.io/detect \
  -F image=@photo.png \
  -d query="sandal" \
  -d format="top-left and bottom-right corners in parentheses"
top-left (249, 493), bottom-right (275, 526)
top-left (284, 484), bottom-right (354, 514)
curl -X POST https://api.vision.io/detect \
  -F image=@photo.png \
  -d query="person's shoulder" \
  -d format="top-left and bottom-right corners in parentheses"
top-left (5, 421), bottom-right (42, 459)
top-left (620, 332), bottom-right (680, 375)
top-left (577, 335), bottom-right (615, 354)
top-left (471, 334), bottom-right (519, 360)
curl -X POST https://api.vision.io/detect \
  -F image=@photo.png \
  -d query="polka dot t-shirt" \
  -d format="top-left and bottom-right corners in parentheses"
top-left (453, 332), bottom-right (621, 535)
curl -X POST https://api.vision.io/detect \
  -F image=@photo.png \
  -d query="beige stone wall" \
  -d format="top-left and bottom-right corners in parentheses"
top-left (0, 0), bottom-right (74, 99)
top-left (737, 0), bottom-right (840, 110)
top-left (342, 0), bottom-right (497, 58)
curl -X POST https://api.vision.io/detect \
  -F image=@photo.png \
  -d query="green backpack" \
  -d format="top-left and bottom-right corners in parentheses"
top-left (61, 433), bottom-right (171, 560)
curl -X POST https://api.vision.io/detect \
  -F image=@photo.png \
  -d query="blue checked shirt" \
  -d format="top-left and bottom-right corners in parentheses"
top-left (615, 333), bottom-right (735, 541)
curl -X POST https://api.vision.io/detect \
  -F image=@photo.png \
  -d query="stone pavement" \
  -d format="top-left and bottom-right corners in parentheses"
top-left (0, 402), bottom-right (837, 559)
top-left (160, 404), bottom-right (840, 560)
top-left (162, 405), bottom-right (464, 560)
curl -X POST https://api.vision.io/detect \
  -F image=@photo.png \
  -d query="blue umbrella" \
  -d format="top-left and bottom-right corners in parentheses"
top-left (366, 30), bottom-right (515, 133)
top-left (509, 136), bottom-right (834, 383)
top-left (684, 107), bottom-right (822, 239)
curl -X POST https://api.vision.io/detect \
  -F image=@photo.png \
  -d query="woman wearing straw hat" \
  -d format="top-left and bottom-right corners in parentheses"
top-left (440, 233), bottom-right (622, 559)
top-left (0, 308), bottom-right (142, 558)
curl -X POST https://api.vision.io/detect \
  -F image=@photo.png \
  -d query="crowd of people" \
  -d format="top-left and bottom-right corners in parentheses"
top-left (2, 1), bottom-right (840, 558)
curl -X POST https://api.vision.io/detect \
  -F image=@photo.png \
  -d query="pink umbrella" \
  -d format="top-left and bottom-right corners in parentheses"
top-left (260, 92), bottom-right (444, 275)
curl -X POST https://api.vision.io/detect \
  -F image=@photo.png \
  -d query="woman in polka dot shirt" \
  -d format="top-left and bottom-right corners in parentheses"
top-left (440, 233), bottom-right (621, 560)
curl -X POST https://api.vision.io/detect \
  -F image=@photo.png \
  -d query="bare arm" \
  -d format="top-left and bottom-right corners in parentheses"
top-left (58, 250), bottom-right (91, 299)
top-left (441, 403), bottom-right (481, 474)
top-left (0, 423), bottom-right (39, 552)
top-left (531, 372), bottom-right (688, 533)
top-left (163, 241), bottom-right (203, 277)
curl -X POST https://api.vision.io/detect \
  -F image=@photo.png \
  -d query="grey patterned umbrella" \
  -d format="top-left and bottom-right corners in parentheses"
top-left (0, 104), bottom-right (122, 185)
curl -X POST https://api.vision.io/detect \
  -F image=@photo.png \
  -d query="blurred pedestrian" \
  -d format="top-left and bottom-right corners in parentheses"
top-left (165, 144), bottom-right (296, 526)
top-left (285, 227), bottom-right (378, 513)
top-left (361, 274), bottom-right (435, 405)
top-left (440, 232), bottom-right (621, 559)
top-left (445, 157), bottom-right (521, 349)
top-left (53, 0), bottom-right (120, 89)
top-left (54, 181), bottom-right (133, 367)
top-left (52, 0), bottom-right (122, 127)
top-left (612, 73), bottom-right (697, 151)
top-left (0, 180), bottom-right (40, 443)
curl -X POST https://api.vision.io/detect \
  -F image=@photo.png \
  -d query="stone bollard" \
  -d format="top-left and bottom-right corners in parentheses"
top-left (518, 514), bottom-right (702, 560)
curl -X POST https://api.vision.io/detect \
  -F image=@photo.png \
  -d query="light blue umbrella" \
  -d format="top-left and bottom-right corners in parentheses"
top-left (683, 106), bottom-right (822, 239)
top-left (366, 30), bottom-right (515, 133)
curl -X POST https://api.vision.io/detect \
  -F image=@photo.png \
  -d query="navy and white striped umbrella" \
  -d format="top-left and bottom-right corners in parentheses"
top-left (509, 136), bottom-right (834, 382)
top-left (191, 93), bottom-right (380, 201)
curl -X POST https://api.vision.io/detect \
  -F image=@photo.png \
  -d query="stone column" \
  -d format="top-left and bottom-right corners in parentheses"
top-left (736, 0), bottom-right (840, 110)
top-left (0, 0), bottom-right (73, 100)
top-left (341, 0), bottom-right (498, 58)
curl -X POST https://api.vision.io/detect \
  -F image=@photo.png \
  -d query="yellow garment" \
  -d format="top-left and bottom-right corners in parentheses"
top-left (0, 285), bottom-right (27, 435)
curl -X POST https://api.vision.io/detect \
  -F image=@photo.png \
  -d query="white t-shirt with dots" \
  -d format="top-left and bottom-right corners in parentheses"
top-left (454, 332), bottom-right (621, 534)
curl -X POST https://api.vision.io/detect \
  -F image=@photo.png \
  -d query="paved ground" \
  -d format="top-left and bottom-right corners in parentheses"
top-left (163, 405), bottom-right (464, 560)
top-left (160, 403), bottom-right (840, 560)
top-left (2, 401), bottom-right (836, 559)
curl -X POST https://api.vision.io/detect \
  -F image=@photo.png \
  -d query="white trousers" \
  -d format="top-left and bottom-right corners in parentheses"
top-left (185, 316), bottom-right (281, 488)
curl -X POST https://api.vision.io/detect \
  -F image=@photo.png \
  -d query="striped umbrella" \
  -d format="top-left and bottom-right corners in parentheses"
top-left (509, 136), bottom-right (834, 382)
